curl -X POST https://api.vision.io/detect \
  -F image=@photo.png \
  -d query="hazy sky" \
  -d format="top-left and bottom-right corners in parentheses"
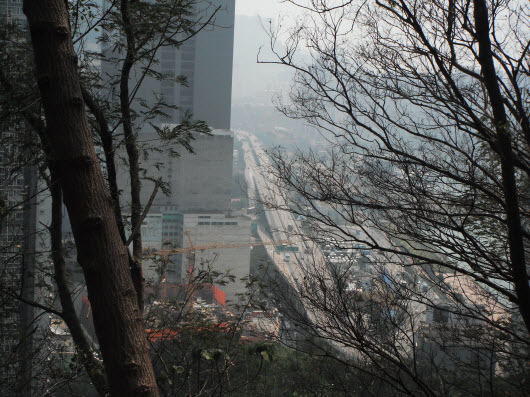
top-left (235, 0), bottom-right (298, 17)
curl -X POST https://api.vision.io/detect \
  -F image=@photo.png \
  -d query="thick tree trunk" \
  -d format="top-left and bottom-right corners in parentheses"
top-left (474, 0), bottom-right (530, 335)
top-left (81, 85), bottom-right (127, 244)
top-left (23, 1), bottom-right (159, 396)
top-left (49, 175), bottom-right (109, 396)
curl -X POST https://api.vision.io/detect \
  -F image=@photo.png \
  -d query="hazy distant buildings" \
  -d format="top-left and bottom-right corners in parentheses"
top-left (132, 129), bottom-right (234, 212)
top-left (156, 0), bottom-right (235, 129)
top-left (105, 0), bottom-right (237, 211)
top-left (179, 1), bottom-right (235, 129)
top-left (102, 0), bottom-right (235, 129)
top-left (139, 211), bottom-right (251, 307)
top-left (140, 213), bottom-right (164, 249)
top-left (102, 0), bottom-right (248, 306)
top-left (182, 213), bottom-right (251, 305)
top-left (153, 0), bottom-right (236, 212)
top-left (134, 211), bottom-right (184, 285)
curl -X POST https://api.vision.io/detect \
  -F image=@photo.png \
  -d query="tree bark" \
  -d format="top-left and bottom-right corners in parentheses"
top-left (49, 174), bottom-right (109, 396)
top-left (81, 86), bottom-right (127, 244)
top-left (82, 85), bottom-right (145, 313)
top-left (23, 1), bottom-right (159, 395)
top-left (473, 0), bottom-right (530, 334)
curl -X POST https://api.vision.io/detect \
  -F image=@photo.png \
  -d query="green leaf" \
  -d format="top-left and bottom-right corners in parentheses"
top-left (260, 350), bottom-right (270, 362)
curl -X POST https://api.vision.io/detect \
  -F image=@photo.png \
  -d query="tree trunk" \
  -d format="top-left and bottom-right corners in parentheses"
top-left (50, 174), bottom-right (109, 396)
top-left (22, 1), bottom-right (159, 395)
top-left (120, 0), bottom-right (145, 312)
top-left (474, 0), bottom-right (530, 334)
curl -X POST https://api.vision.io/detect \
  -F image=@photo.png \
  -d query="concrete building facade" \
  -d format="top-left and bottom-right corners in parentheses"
top-left (182, 213), bottom-right (251, 306)
top-left (129, 211), bottom-right (184, 284)
top-left (104, 0), bottom-right (237, 213)
top-left (140, 212), bottom-right (252, 303)
top-left (154, 131), bottom-right (233, 212)
top-left (102, 0), bottom-right (235, 130)
top-left (159, 0), bottom-right (235, 129)
top-left (119, 129), bottom-right (234, 213)
top-left (102, 0), bottom-right (246, 306)
top-left (189, 1), bottom-right (235, 130)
